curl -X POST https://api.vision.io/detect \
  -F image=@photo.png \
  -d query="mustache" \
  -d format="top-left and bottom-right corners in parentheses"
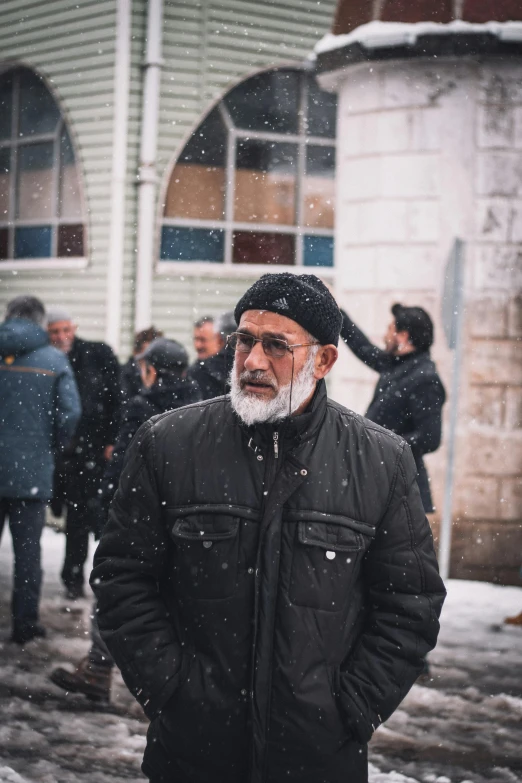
top-left (239, 370), bottom-right (277, 390)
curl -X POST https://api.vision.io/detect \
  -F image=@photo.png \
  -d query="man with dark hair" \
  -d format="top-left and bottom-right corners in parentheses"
top-left (187, 310), bottom-right (235, 399)
top-left (120, 325), bottom-right (164, 402)
top-left (92, 273), bottom-right (445, 783)
top-left (47, 308), bottom-right (121, 600)
top-left (341, 303), bottom-right (446, 513)
top-left (0, 296), bottom-right (81, 644)
top-left (193, 315), bottom-right (221, 360)
top-left (50, 337), bottom-right (201, 702)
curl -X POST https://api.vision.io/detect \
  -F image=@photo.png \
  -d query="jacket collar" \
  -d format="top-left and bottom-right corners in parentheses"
top-left (234, 379), bottom-right (328, 453)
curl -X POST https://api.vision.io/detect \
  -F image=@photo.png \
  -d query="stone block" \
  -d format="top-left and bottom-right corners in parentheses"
top-left (466, 430), bottom-right (522, 476)
top-left (513, 107), bottom-right (522, 150)
top-left (380, 153), bottom-right (440, 199)
top-left (476, 103), bottom-right (514, 149)
top-left (382, 63), bottom-right (458, 110)
top-left (341, 67), bottom-right (382, 115)
top-left (505, 386), bottom-right (522, 430)
top-left (381, 0), bottom-right (453, 23)
top-left (507, 294), bottom-right (522, 337)
top-left (449, 518), bottom-right (522, 585)
top-left (468, 385), bottom-right (505, 427)
top-left (475, 200), bottom-right (511, 243)
top-left (453, 475), bottom-right (500, 519)
top-left (509, 202), bottom-right (522, 242)
top-left (468, 338), bottom-right (522, 385)
top-left (337, 246), bottom-right (377, 290)
top-left (476, 152), bottom-right (522, 197)
top-left (340, 157), bottom-right (380, 202)
top-left (375, 246), bottom-right (438, 289)
top-left (479, 63), bottom-right (522, 105)
top-left (499, 478), bottom-right (522, 520)
top-left (473, 246), bottom-right (522, 291)
top-left (468, 296), bottom-right (508, 338)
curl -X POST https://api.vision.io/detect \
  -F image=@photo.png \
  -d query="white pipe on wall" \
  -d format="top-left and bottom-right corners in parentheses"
top-left (134, 0), bottom-right (164, 331)
top-left (105, 0), bottom-right (132, 352)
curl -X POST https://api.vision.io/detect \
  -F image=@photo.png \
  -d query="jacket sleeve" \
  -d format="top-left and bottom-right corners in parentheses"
top-left (101, 398), bottom-right (146, 503)
top-left (337, 443), bottom-right (446, 744)
top-left (54, 360), bottom-right (82, 449)
top-left (340, 309), bottom-right (390, 373)
top-left (90, 420), bottom-right (189, 719)
top-left (404, 377), bottom-right (446, 456)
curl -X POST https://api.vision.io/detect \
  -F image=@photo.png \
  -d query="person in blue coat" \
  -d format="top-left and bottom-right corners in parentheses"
top-left (0, 296), bottom-right (81, 644)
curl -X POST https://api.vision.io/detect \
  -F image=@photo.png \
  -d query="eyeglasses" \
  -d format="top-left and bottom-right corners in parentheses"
top-left (227, 332), bottom-right (319, 359)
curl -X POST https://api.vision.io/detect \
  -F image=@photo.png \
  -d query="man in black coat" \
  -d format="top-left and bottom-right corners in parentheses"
top-left (47, 308), bottom-right (122, 599)
top-left (186, 310), bottom-right (235, 400)
top-left (50, 337), bottom-right (201, 701)
top-left (92, 274), bottom-right (445, 783)
top-left (341, 304), bottom-right (446, 513)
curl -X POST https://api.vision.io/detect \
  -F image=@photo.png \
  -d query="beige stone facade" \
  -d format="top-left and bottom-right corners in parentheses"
top-left (321, 56), bottom-right (522, 584)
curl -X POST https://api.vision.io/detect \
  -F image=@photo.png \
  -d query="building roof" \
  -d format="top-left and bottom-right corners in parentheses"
top-left (315, 1), bottom-right (522, 73)
top-left (332, 0), bottom-right (522, 37)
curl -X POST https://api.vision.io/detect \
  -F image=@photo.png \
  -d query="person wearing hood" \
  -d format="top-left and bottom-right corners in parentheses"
top-left (186, 310), bottom-right (236, 400)
top-left (0, 296), bottom-right (81, 645)
top-left (49, 337), bottom-right (201, 702)
top-left (91, 273), bottom-right (445, 783)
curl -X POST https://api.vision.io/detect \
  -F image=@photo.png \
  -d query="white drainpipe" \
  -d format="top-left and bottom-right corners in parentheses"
top-left (105, 0), bottom-right (131, 352)
top-left (134, 0), bottom-right (164, 331)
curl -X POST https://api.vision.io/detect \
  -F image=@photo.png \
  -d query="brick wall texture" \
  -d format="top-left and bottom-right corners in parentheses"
top-left (332, 0), bottom-right (522, 35)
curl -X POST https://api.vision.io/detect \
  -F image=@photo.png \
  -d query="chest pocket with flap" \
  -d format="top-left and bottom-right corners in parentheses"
top-left (169, 513), bottom-right (240, 599)
top-left (288, 515), bottom-right (374, 612)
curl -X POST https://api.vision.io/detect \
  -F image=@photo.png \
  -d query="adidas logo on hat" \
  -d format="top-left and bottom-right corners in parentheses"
top-left (272, 297), bottom-right (289, 310)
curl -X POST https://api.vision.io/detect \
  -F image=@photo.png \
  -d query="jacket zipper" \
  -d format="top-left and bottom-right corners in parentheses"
top-left (273, 431), bottom-right (279, 459)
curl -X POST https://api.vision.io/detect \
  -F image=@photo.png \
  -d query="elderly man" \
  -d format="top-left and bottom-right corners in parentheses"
top-left (192, 314), bottom-right (222, 360)
top-left (0, 296), bottom-right (81, 644)
top-left (92, 274), bottom-right (445, 783)
top-left (187, 310), bottom-right (235, 400)
top-left (47, 308), bottom-right (121, 599)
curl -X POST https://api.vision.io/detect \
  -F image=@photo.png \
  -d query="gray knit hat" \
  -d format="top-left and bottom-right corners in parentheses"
top-left (234, 273), bottom-right (342, 346)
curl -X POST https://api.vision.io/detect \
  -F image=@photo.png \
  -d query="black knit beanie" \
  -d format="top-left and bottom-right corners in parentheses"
top-left (234, 273), bottom-right (342, 346)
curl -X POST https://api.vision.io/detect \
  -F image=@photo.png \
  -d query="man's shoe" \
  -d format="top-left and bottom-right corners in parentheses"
top-left (49, 657), bottom-right (112, 702)
top-left (11, 622), bottom-right (47, 645)
top-left (504, 611), bottom-right (522, 626)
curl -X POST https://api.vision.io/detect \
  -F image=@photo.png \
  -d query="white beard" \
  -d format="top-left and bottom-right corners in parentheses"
top-left (229, 347), bottom-right (318, 427)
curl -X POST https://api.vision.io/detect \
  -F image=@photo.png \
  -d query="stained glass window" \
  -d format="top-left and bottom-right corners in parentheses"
top-left (0, 67), bottom-right (85, 261)
top-left (162, 68), bottom-right (336, 268)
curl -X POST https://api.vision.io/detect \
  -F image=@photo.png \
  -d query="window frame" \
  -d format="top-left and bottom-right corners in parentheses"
top-left (158, 66), bottom-right (337, 276)
top-left (0, 66), bottom-right (87, 268)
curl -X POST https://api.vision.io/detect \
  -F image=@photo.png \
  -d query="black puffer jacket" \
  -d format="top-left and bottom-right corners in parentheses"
top-left (53, 337), bottom-right (122, 507)
top-left (341, 312), bottom-right (446, 512)
top-left (186, 347), bottom-right (231, 400)
top-left (91, 382), bottom-right (445, 783)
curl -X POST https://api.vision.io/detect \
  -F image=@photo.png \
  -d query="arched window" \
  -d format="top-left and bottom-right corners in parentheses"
top-left (161, 68), bottom-right (336, 268)
top-left (0, 67), bottom-right (85, 261)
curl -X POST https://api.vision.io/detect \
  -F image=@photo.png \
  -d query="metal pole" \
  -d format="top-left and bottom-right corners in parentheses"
top-left (439, 239), bottom-right (465, 581)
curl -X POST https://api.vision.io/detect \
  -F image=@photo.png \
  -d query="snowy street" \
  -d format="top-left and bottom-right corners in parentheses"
top-left (0, 526), bottom-right (521, 783)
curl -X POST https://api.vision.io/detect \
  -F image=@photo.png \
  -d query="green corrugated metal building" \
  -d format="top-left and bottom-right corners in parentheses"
top-left (0, 0), bottom-right (337, 359)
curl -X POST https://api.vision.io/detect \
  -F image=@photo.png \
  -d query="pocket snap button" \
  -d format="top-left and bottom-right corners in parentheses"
top-left (257, 455), bottom-right (264, 461)
top-left (247, 567), bottom-right (254, 574)
top-left (325, 550), bottom-right (336, 560)
top-left (202, 540), bottom-right (213, 549)
top-left (300, 469), bottom-right (307, 476)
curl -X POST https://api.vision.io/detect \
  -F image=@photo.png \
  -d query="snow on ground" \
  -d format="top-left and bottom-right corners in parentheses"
top-left (0, 525), bottom-right (521, 783)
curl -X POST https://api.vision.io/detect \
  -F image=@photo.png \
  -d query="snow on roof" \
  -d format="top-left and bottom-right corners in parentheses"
top-left (315, 19), bottom-right (522, 56)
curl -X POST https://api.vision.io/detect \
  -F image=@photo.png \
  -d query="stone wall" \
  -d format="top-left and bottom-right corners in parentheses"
top-left (323, 57), bottom-right (522, 584)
